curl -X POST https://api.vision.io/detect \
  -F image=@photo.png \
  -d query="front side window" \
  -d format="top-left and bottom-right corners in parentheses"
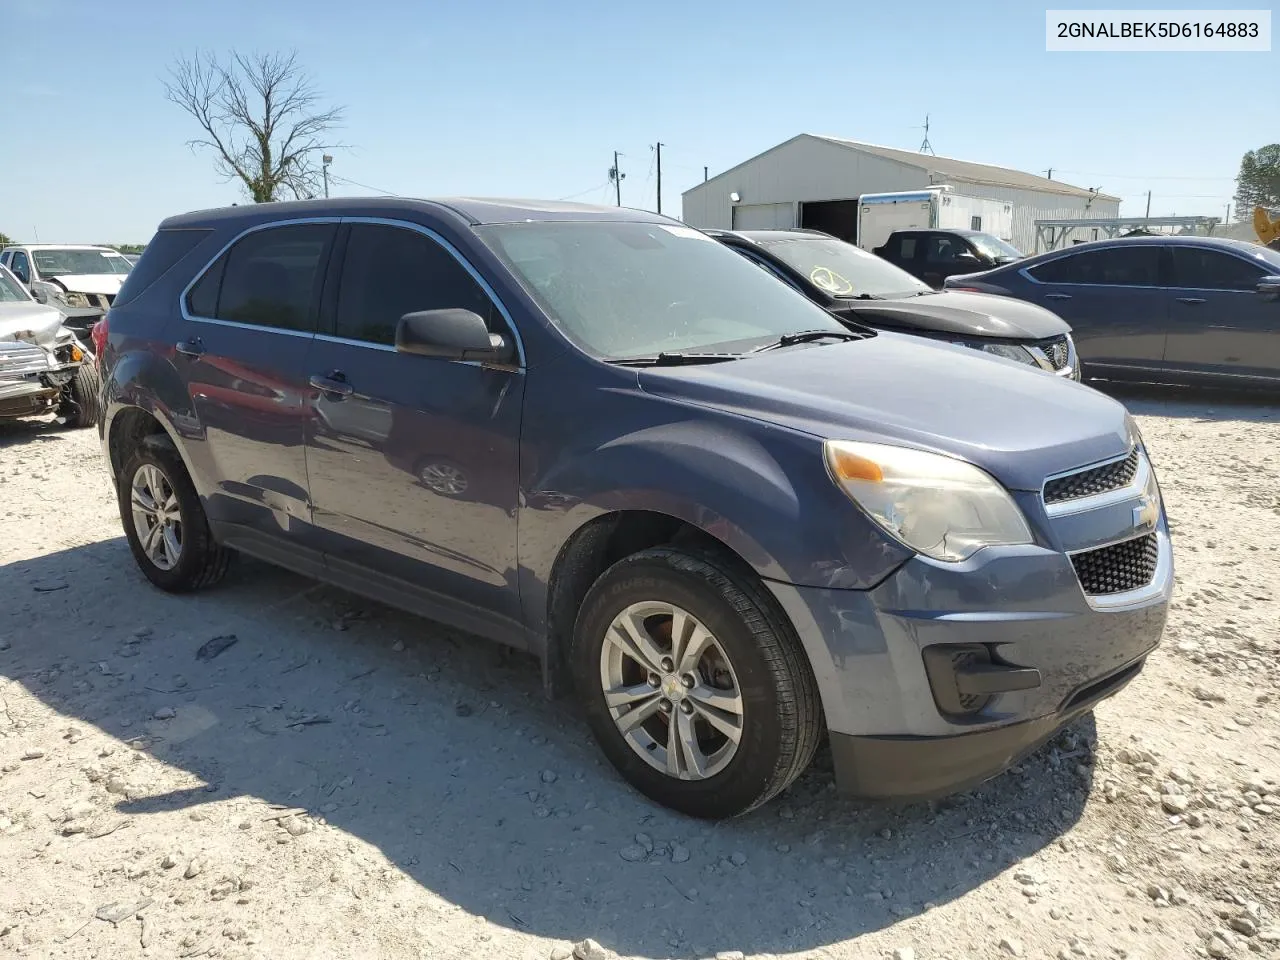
top-left (1171, 247), bottom-right (1264, 291)
top-left (480, 221), bottom-right (847, 360)
top-left (187, 223), bottom-right (333, 332)
top-left (334, 224), bottom-right (498, 346)
top-left (1028, 247), bottom-right (1160, 286)
top-left (0, 266), bottom-right (30, 302)
top-left (925, 235), bottom-right (966, 264)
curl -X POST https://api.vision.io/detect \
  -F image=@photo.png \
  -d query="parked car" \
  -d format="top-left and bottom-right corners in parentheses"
top-left (709, 228), bottom-right (1078, 379)
top-left (944, 236), bottom-right (1280, 390)
top-left (0, 263), bottom-right (102, 427)
top-left (0, 244), bottom-right (133, 340)
top-left (874, 228), bottom-right (1025, 288)
top-left (98, 198), bottom-right (1171, 818)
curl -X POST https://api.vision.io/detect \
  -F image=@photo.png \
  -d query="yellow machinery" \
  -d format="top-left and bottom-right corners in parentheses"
top-left (1254, 206), bottom-right (1280, 246)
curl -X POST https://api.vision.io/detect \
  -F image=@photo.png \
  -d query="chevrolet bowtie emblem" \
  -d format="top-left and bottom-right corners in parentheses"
top-left (1132, 495), bottom-right (1159, 533)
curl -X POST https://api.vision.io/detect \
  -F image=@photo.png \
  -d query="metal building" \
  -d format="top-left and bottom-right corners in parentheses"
top-left (681, 134), bottom-right (1120, 255)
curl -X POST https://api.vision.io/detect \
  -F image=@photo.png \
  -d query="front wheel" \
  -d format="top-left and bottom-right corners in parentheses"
top-left (59, 362), bottom-right (102, 429)
top-left (574, 547), bottom-right (822, 818)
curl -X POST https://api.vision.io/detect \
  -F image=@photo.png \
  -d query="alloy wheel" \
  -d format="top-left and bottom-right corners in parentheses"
top-left (130, 463), bottom-right (183, 571)
top-left (599, 601), bottom-right (744, 780)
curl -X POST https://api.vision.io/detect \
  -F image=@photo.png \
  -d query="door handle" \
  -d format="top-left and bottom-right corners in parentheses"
top-left (175, 338), bottom-right (206, 359)
top-left (309, 372), bottom-right (354, 400)
top-left (1177, 297), bottom-right (1206, 305)
top-left (1044, 293), bottom-right (1073, 300)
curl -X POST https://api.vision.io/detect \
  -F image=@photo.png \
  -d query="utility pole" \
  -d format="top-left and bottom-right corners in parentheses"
top-left (655, 142), bottom-right (664, 214)
top-left (1044, 168), bottom-right (1053, 180)
top-left (703, 165), bottom-right (708, 182)
top-left (1225, 203), bottom-right (1232, 223)
top-left (1145, 190), bottom-right (1152, 217)
top-left (609, 151), bottom-right (625, 207)
top-left (322, 154), bottom-right (333, 199)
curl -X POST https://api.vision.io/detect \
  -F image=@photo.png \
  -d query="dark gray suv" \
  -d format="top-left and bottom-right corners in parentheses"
top-left (98, 198), bottom-right (1172, 818)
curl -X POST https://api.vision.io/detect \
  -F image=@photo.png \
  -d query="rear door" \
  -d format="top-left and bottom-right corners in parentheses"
top-left (302, 220), bottom-right (525, 629)
top-left (1020, 245), bottom-right (1168, 375)
top-left (1164, 244), bottom-right (1279, 384)
top-left (176, 220), bottom-right (336, 562)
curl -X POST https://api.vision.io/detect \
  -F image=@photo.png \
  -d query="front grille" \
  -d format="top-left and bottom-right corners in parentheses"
top-left (1071, 533), bottom-right (1159, 596)
top-left (0, 342), bottom-right (52, 378)
top-left (1041, 335), bottom-right (1070, 370)
top-left (1044, 449), bottom-right (1139, 504)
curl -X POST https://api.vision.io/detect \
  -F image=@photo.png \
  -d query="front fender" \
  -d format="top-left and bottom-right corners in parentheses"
top-left (518, 412), bottom-right (912, 639)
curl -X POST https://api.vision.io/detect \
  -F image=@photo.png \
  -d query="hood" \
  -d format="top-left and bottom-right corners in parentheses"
top-left (637, 333), bottom-right (1129, 491)
top-left (47, 274), bottom-right (125, 295)
top-left (839, 290), bottom-right (1069, 340)
top-left (0, 301), bottom-right (66, 345)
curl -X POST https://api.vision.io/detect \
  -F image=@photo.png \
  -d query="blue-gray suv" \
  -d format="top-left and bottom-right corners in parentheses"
top-left (98, 198), bottom-right (1173, 819)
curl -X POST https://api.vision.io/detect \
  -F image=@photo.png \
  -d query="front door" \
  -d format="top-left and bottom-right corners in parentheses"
top-left (921, 233), bottom-right (977, 288)
top-left (1021, 244), bottom-right (1168, 375)
top-left (303, 221), bottom-right (524, 627)
top-left (1164, 244), bottom-right (1280, 384)
top-left (175, 221), bottom-right (336, 555)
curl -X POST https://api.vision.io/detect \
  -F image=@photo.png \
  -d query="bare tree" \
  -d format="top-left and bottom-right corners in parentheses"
top-left (165, 51), bottom-right (343, 203)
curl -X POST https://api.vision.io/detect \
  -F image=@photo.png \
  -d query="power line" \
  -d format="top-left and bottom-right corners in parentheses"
top-left (1054, 169), bottom-right (1237, 182)
top-left (557, 182), bottom-right (612, 201)
top-left (329, 174), bottom-right (400, 196)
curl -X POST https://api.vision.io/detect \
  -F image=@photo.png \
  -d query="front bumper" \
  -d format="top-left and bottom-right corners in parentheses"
top-left (767, 524), bottom-right (1172, 800)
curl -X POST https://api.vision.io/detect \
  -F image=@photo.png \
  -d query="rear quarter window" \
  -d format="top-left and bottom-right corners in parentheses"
top-left (113, 228), bottom-right (213, 308)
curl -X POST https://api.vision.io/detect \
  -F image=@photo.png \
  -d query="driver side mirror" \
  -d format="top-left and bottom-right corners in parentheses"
top-left (955, 250), bottom-right (980, 263)
top-left (1258, 275), bottom-right (1280, 302)
top-left (396, 309), bottom-right (514, 364)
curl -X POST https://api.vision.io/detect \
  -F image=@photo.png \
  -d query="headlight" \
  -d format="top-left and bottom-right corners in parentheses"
top-left (824, 440), bottom-right (1033, 562)
top-left (977, 342), bottom-right (1038, 366)
top-left (64, 292), bottom-right (91, 308)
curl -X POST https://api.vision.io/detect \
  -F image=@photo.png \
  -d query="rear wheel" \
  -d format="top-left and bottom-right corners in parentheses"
top-left (118, 441), bottom-right (231, 592)
top-left (575, 547), bottom-right (822, 818)
top-left (58, 362), bottom-right (102, 429)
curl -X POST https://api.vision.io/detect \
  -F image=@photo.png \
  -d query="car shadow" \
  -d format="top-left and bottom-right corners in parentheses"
top-left (1093, 381), bottom-right (1279, 423)
top-left (2, 539), bottom-right (1097, 958)
top-left (0, 415), bottom-right (81, 448)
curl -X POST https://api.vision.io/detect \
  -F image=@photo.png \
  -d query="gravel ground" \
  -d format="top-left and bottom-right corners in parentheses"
top-left (1, 387), bottom-right (1278, 960)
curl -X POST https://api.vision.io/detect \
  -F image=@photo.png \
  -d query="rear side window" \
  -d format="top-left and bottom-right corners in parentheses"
top-left (898, 236), bottom-right (917, 259)
top-left (333, 223), bottom-right (498, 346)
top-left (1170, 247), bottom-right (1264, 291)
top-left (187, 223), bottom-right (333, 332)
top-left (113, 228), bottom-right (211, 308)
top-left (1028, 247), bottom-right (1160, 286)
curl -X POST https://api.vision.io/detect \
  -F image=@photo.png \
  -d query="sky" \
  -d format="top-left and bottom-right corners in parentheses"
top-left (0, 0), bottom-right (1269, 243)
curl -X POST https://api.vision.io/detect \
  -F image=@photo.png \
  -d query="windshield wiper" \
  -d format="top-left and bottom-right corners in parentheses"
top-left (606, 352), bottom-right (742, 367)
top-left (839, 293), bottom-right (883, 300)
top-left (751, 329), bottom-right (868, 353)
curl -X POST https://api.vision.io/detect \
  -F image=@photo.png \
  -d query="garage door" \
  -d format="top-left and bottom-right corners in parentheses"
top-left (731, 203), bottom-right (794, 230)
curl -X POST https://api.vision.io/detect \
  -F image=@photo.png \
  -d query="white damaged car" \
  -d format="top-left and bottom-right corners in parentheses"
top-left (0, 263), bottom-right (102, 428)
top-left (0, 244), bottom-right (131, 340)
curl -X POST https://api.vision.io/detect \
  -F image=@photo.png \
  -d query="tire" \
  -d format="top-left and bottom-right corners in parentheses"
top-left (117, 439), bottom-right (231, 592)
top-left (574, 547), bottom-right (822, 819)
top-left (59, 362), bottom-right (102, 429)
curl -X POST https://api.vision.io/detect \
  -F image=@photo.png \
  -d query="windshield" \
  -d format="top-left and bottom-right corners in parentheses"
top-left (31, 248), bottom-right (132, 277)
top-left (750, 234), bottom-right (931, 299)
top-left (967, 233), bottom-right (1024, 261)
top-left (479, 221), bottom-right (849, 359)
top-left (0, 268), bottom-right (31, 302)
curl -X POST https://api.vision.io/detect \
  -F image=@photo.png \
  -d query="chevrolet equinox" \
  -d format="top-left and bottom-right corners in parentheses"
top-left (98, 198), bottom-right (1172, 819)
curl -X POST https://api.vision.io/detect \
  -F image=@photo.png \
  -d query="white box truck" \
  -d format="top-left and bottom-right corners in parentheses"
top-left (853, 187), bottom-right (1014, 253)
